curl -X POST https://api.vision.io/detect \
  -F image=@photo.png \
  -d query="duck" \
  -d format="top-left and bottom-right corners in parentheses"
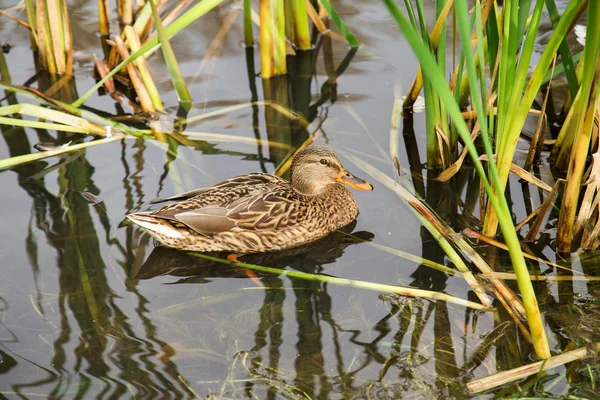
top-left (126, 146), bottom-right (373, 254)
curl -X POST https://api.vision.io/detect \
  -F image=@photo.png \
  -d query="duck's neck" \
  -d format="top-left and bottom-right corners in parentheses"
top-left (291, 177), bottom-right (332, 197)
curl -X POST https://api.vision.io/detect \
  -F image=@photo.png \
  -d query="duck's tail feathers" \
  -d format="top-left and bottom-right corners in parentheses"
top-left (127, 212), bottom-right (184, 238)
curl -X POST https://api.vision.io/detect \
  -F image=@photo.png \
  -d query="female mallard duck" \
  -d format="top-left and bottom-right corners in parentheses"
top-left (127, 146), bottom-right (373, 253)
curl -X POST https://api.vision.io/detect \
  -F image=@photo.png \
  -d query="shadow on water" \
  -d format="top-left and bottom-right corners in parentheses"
top-left (1, 1), bottom-right (600, 398)
top-left (130, 221), bottom-right (374, 282)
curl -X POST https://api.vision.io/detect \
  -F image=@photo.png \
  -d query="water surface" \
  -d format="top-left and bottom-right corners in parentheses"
top-left (0, 0), bottom-right (598, 398)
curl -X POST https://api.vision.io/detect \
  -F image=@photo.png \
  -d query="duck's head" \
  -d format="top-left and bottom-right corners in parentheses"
top-left (289, 146), bottom-right (373, 196)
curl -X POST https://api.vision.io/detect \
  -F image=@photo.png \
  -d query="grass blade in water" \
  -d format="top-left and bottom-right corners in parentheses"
top-left (187, 253), bottom-right (491, 311)
top-left (148, 0), bottom-right (192, 108)
top-left (319, 0), bottom-right (359, 48)
top-left (72, 0), bottom-right (223, 107)
top-left (0, 135), bottom-right (125, 170)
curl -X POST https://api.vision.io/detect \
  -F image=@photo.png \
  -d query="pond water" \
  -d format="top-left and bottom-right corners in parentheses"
top-left (1, 0), bottom-right (599, 398)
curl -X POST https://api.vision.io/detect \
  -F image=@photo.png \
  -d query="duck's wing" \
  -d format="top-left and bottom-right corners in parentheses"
top-left (149, 187), bottom-right (212, 204)
top-left (150, 173), bottom-right (285, 204)
top-left (225, 190), bottom-right (300, 230)
top-left (163, 190), bottom-right (301, 236)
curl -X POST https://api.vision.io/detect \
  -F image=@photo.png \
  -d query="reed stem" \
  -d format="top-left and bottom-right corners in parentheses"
top-left (260, 0), bottom-right (287, 78)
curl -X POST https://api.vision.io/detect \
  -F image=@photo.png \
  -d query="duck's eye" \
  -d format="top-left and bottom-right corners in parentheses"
top-left (319, 158), bottom-right (328, 165)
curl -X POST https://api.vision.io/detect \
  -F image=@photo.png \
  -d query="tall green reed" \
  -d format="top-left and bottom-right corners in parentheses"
top-left (384, 0), bottom-right (551, 358)
top-left (482, 0), bottom-right (582, 236)
top-left (556, 2), bottom-right (600, 253)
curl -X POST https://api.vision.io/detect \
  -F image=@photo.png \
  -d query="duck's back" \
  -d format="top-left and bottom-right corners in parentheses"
top-left (154, 173), bottom-right (288, 217)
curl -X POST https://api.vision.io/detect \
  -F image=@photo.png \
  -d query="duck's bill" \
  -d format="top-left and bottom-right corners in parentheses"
top-left (336, 172), bottom-right (374, 191)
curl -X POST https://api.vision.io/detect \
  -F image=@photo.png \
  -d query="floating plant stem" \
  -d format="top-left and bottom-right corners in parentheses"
top-left (0, 116), bottom-right (95, 134)
top-left (0, 103), bottom-right (106, 135)
top-left (0, 135), bottom-right (126, 170)
top-left (187, 253), bottom-right (492, 311)
top-left (467, 343), bottom-right (600, 393)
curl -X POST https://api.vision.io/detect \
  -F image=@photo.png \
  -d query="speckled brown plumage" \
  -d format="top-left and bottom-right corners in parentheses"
top-left (126, 146), bottom-right (373, 253)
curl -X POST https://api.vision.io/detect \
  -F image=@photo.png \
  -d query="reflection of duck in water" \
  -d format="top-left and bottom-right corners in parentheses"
top-left (129, 220), bottom-right (374, 281)
top-left (127, 146), bottom-right (373, 253)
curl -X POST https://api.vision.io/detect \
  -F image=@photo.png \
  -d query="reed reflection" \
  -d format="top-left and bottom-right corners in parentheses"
top-left (129, 222), bottom-right (375, 399)
top-left (0, 16), bottom-right (494, 400)
top-left (0, 124), bottom-right (199, 397)
top-left (131, 221), bottom-right (373, 281)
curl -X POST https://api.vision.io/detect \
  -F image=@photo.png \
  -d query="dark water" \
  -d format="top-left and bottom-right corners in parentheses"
top-left (1, 0), bottom-right (599, 398)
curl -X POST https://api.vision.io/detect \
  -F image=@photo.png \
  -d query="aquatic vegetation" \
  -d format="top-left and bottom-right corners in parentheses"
top-left (0, 0), bottom-right (599, 398)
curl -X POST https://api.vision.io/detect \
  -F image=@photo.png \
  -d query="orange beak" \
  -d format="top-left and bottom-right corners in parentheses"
top-left (335, 169), bottom-right (374, 191)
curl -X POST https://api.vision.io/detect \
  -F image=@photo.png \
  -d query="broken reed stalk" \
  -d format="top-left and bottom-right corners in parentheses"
top-left (132, 0), bottom-right (161, 40)
top-left (260, 0), bottom-right (287, 78)
top-left (98, 0), bottom-right (109, 36)
top-left (552, 86), bottom-right (583, 168)
top-left (114, 35), bottom-right (155, 111)
top-left (152, 0), bottom-right (196, 42)
top-left (139, 0), bottom-right (202, 59)
top-left (524, 180), bottom-right (562, 242)
top-left (523, 56), bottom-right (556, 171)
top-left (118, 0), bottom-right (133, 25)
top-left (243, 0), bottom-right (253, 46)
top-left (305, 0), bottom-right (344, 41)
top-left (124, 26), bottom-right (164, 110)
top-left (0, 12), bottom-right (29, 30)
top-left (23, 0), bottom-right (38, 48)
top-left (73, 0), bottom-right (224, 108)
top-left (484, 271), bottom-right (600, 281)
top-left (0, 82), bottom-right (146, 135)
top-left (187, 253), bottom-right (491, 311)
top-left (467, 343), bottom-right (600, 393)
top-left (284, 0), bottom-right (311, 50)
top-left (194, 7), bottom-right (240, 79)
top-left (29, 0), bottom-right (73, 75)
top-left (576, 152), bottom-right (600, 248)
